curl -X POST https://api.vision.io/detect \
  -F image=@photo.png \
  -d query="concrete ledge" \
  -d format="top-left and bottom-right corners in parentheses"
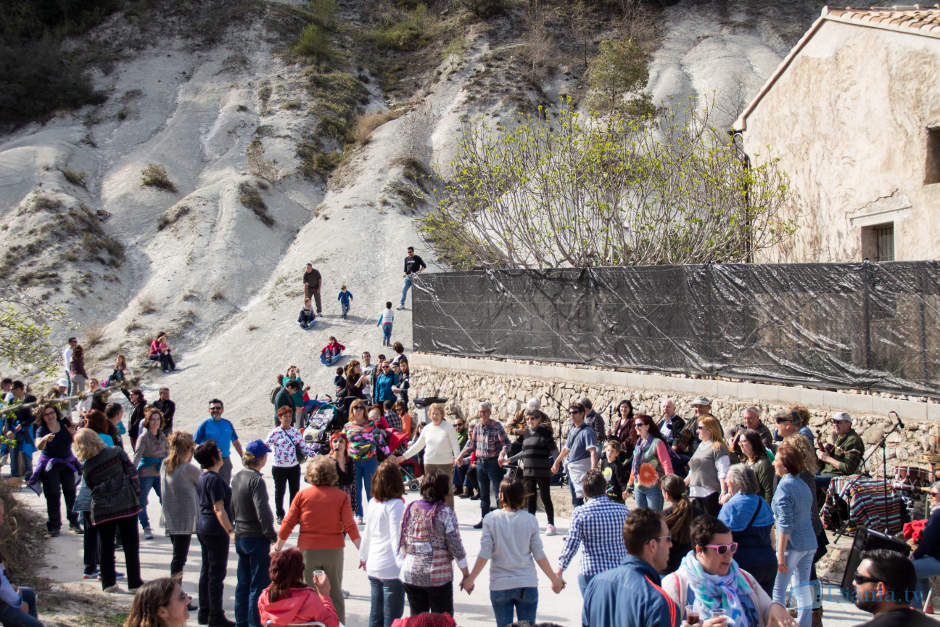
top-left (410, 352), bottom-right (935, 420)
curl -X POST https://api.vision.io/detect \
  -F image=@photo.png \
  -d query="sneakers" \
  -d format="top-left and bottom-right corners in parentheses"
top-left (469, 493), bottom-right (480, 500)
top-left (276, 515), bottom-right (284, 525)
top-left (397, 304), bottom-right (406, 310)
top-left (143, 527), bottom-right (154, 540)
top-left (545, 524), bottom-right (556, 536)
top-left (82, 570), bottom-right (99, 579)
top-left (70, 522), bottom-right (84, 535)
top-left (473, 521), bottom-right (483, 529)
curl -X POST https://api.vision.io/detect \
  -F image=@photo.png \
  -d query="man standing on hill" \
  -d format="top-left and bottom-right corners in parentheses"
top-left (399, 246), bottom-right (426, 309)
top-left (153, 387), bottom-right (176, 435)
top-left (62, 337), bottom-right (77, 394)
top-left (303, 263), bottom-right (322, 315)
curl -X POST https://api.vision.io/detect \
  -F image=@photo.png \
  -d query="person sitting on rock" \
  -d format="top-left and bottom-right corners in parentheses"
top-left (297, 298), bottom-right (316, 329)
top-left (319, 337), bottom-right (345, 366)
top-left (148, 332), bottom-right (176, 373)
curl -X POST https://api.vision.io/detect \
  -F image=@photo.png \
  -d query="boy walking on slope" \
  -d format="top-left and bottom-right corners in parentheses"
top-left (337, 285), bottom-right (353, 319)
top-left (377, 302), bottom-right (395, 347)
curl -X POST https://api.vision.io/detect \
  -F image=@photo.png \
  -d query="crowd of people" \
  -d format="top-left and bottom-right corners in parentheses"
top-left (0, 246), bottom-right (936, 627)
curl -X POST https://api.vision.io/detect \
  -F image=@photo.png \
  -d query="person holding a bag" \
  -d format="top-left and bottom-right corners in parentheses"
top-left (718, 464), bottom-right (777, 595)
top-left (265, 406), bottom-right (308, 524)
top-left (343, 401), bottom-right (388, 524)
top-left (626, 413), bottom-right (673, 511)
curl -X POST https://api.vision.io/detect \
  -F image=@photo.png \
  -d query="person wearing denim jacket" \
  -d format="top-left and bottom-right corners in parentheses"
top-left (771, 444), bottom-right (818, 627)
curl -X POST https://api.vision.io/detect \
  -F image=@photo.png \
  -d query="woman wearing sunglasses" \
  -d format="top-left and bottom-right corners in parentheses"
top-left (771, 445), bottom-right (817, 627)
top-left (912, 482), bottom-right (940, 608)
top-left (662, 515), bottom-right (795, 627)
top-left (686, 415), bottom-right (730, 517)
top-left (626, 414), bottom-right (673, 511)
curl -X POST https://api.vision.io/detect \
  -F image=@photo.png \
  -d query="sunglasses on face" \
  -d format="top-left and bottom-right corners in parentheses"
top-left (634, 422), bottom-right (648, 428)
top-left (775, 418), bottom-right (791, 424)
top-left (931, 491), bottom-right (940, 497)
top-left (853, 574), bottom-right (884, 585)
top-left (209, 406), bottom-right (222, 411)
top-left (569, 410), bottom-right (582, 415)
top-left (704, 542), bottom-right (738, 555)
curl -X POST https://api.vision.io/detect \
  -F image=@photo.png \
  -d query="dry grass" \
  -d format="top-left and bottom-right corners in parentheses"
top-left (140, 163), bottom-right (178, 193)
top-left (139, 296), bottom-right (157, 315)
top-left (84, 324), bottom-right (106, 349)
top-left (353, 109), bottom-right (403, 144)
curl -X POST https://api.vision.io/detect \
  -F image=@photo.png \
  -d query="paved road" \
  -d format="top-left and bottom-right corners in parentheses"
top-left (32, 470), bottom-right (877, 626)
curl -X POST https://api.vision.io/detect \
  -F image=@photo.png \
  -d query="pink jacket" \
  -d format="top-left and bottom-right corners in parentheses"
top-left (258, 587), bottom-right (338, 627)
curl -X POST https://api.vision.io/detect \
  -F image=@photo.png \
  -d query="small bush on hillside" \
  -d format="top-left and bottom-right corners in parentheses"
top-left (246, 141), bottom-right (280, 182)
top-left (454, 0), bottom-right (506, 18)
top-left (139, 296), bottom-right (157, 315)
top-left (354, 110), bottom-right (401, 144)
top-left (61, 168), bottom-right (88, 189)
top-left (292, 23), bottom-right (330, 60)
top-left (238, 181), bottom-right (274, 227)
top-left (368, 4), bottom-right (437, 51)
top-left (141, 164), bottom-right (177, 192)
top-left (156, 205), bottom-right (192, 231)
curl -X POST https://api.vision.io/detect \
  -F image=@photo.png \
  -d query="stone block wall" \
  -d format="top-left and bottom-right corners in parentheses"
top-left (411, 354), bottom-right (939, 475)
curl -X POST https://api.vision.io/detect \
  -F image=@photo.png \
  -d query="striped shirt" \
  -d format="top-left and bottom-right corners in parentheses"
top-left (559, 495), bottom-right (630, 576)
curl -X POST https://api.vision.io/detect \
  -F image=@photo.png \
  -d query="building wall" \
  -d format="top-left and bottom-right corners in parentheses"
top-left (741, 21), bottom-right (940, 262)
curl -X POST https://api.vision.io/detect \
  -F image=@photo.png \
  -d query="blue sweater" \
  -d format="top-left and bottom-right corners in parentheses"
top-left (583, 555), bottom-right (679, 627)
top-left (772, 473), bottom-right (818, 551)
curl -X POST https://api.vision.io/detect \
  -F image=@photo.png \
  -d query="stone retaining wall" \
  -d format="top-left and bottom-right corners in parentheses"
top-left (410, 353), bottom-right (940, 474)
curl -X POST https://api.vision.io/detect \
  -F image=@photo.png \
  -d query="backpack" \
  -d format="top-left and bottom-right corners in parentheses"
top-left (270, 386), bottom-right (282, 405)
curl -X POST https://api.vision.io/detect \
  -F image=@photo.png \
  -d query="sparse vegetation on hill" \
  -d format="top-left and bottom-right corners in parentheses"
top-left (140, 163), bottom-right (177, 192)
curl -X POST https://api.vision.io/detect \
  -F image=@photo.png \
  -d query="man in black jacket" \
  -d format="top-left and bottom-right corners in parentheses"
top-left (303, 263), bottom-right (322, 314)
top-left (273, 381), bottom-right (300, 426)
top-left (153, 387), bottom-right (176, 435)
top-left (399, 246), bottom-right (426, 309)
top-left (231, 440), bottom-right (278, 627)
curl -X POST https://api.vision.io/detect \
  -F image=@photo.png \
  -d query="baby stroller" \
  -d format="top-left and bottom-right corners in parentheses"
top-left (302, 399), bottom-right (339, 455)
top-left (386, 428), bottom-right (423, 491)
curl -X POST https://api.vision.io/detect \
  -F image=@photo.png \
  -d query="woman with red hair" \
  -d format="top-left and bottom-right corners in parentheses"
top-left (258, 548), bottom-right (338, 627)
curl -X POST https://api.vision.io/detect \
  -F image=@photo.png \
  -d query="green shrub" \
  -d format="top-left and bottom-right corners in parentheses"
top-left (292, 23), bottom-right (329, 60)
top-left (587, 38), bottom-right (656, 117)
top-left (368, 3), bottom-right (436, 52)
top-left (156, 205), bottom-right (192, 231)
top-left (140, 164), bottom-right (177, 192)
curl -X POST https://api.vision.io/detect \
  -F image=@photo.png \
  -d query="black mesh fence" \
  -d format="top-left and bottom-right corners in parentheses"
top-left (412, 262), bottom-right (940, 398)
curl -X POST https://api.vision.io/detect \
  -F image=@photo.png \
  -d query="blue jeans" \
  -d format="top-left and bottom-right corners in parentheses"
top-left (353, 457), bottom-right (379, 517)
top-left (0, 587), bottom-right (41, 627)
top-left (577, 573), bottom-right (595, 596)
top-left (773, 548), bottom-right (815, 627)
top-left (400, 275), bottom-right (413, 306)
top-left (567, 468), bottom-right (583, 507)
top-left (369, 576), bottom-right (404, 627)
top-left (341, 302), bottom-right (350, 318)
top-left (381, 322), bottom-right (393, 345)
top-left (914, 555), bottom-right (940, 605)
top-left (490, 587), bottom-right (537, 627)
top-left (235, 536), bottom-right (271, 627)
top-left (634, 484), bottom-right (664, 510)
top-left (137, 475), bottom-right (162, 530)
top-left (9, 449), bottom-right (32, 478)
top-left (477, 457), bottom-right (505, 518)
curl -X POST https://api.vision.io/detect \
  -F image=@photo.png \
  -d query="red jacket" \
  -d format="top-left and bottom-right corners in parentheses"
top-left (320, 341), bottom-right (345, 356)
top-left (258, 587), bottom-right (338, 627)
top-left (278, 485), bottom-right (360, 550)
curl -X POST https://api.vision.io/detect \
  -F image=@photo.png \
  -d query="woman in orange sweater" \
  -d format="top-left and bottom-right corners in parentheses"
top-left (276, 456), bottom-right (360, 624)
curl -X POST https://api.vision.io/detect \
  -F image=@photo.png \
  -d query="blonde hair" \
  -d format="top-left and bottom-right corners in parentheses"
top-left (699, 416), bottom-right (727, 451)
top-left (164, 431), bottom-right (195, 474)
top-left (73, 428), bottom-right (107, 461)
top-left (783, 433), bottom-right (819, 475)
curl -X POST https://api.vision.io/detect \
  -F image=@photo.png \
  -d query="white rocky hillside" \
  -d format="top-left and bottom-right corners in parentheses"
top-left (0, 0), bottom-right (829, 440)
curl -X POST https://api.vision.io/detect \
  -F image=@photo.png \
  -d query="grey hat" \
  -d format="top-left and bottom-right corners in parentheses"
top-left (691, 396), bottom-right (711, 406)
top-left (526, 398), bottom-right (540, 410)
top-left (832, 412), bottom-right (852, 424)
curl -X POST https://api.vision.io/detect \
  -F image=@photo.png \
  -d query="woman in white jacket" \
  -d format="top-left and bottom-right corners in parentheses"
top-left (358, 460), bottom-right (405, 627)
top-left (390, 403), bottom-right (461, 508)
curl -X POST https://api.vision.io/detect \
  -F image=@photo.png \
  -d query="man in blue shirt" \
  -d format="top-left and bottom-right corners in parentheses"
top-left (583, 508), bottom-right (679, 627)
top-left (194, 398), bottom-right (243, 484)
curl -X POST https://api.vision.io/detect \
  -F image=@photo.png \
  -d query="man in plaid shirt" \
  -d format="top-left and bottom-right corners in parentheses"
top-left (455, 401), bottom-right (509, 528)
top-left (557, 469), bottom-right (630, 594)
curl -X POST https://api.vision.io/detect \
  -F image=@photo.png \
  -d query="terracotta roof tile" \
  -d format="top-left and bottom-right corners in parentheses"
top-left (826, 5), bottom-right (940, 34)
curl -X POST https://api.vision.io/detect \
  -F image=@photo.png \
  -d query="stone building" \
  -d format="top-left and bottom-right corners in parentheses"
top-left (732, 6), bottom-right (940, 262)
